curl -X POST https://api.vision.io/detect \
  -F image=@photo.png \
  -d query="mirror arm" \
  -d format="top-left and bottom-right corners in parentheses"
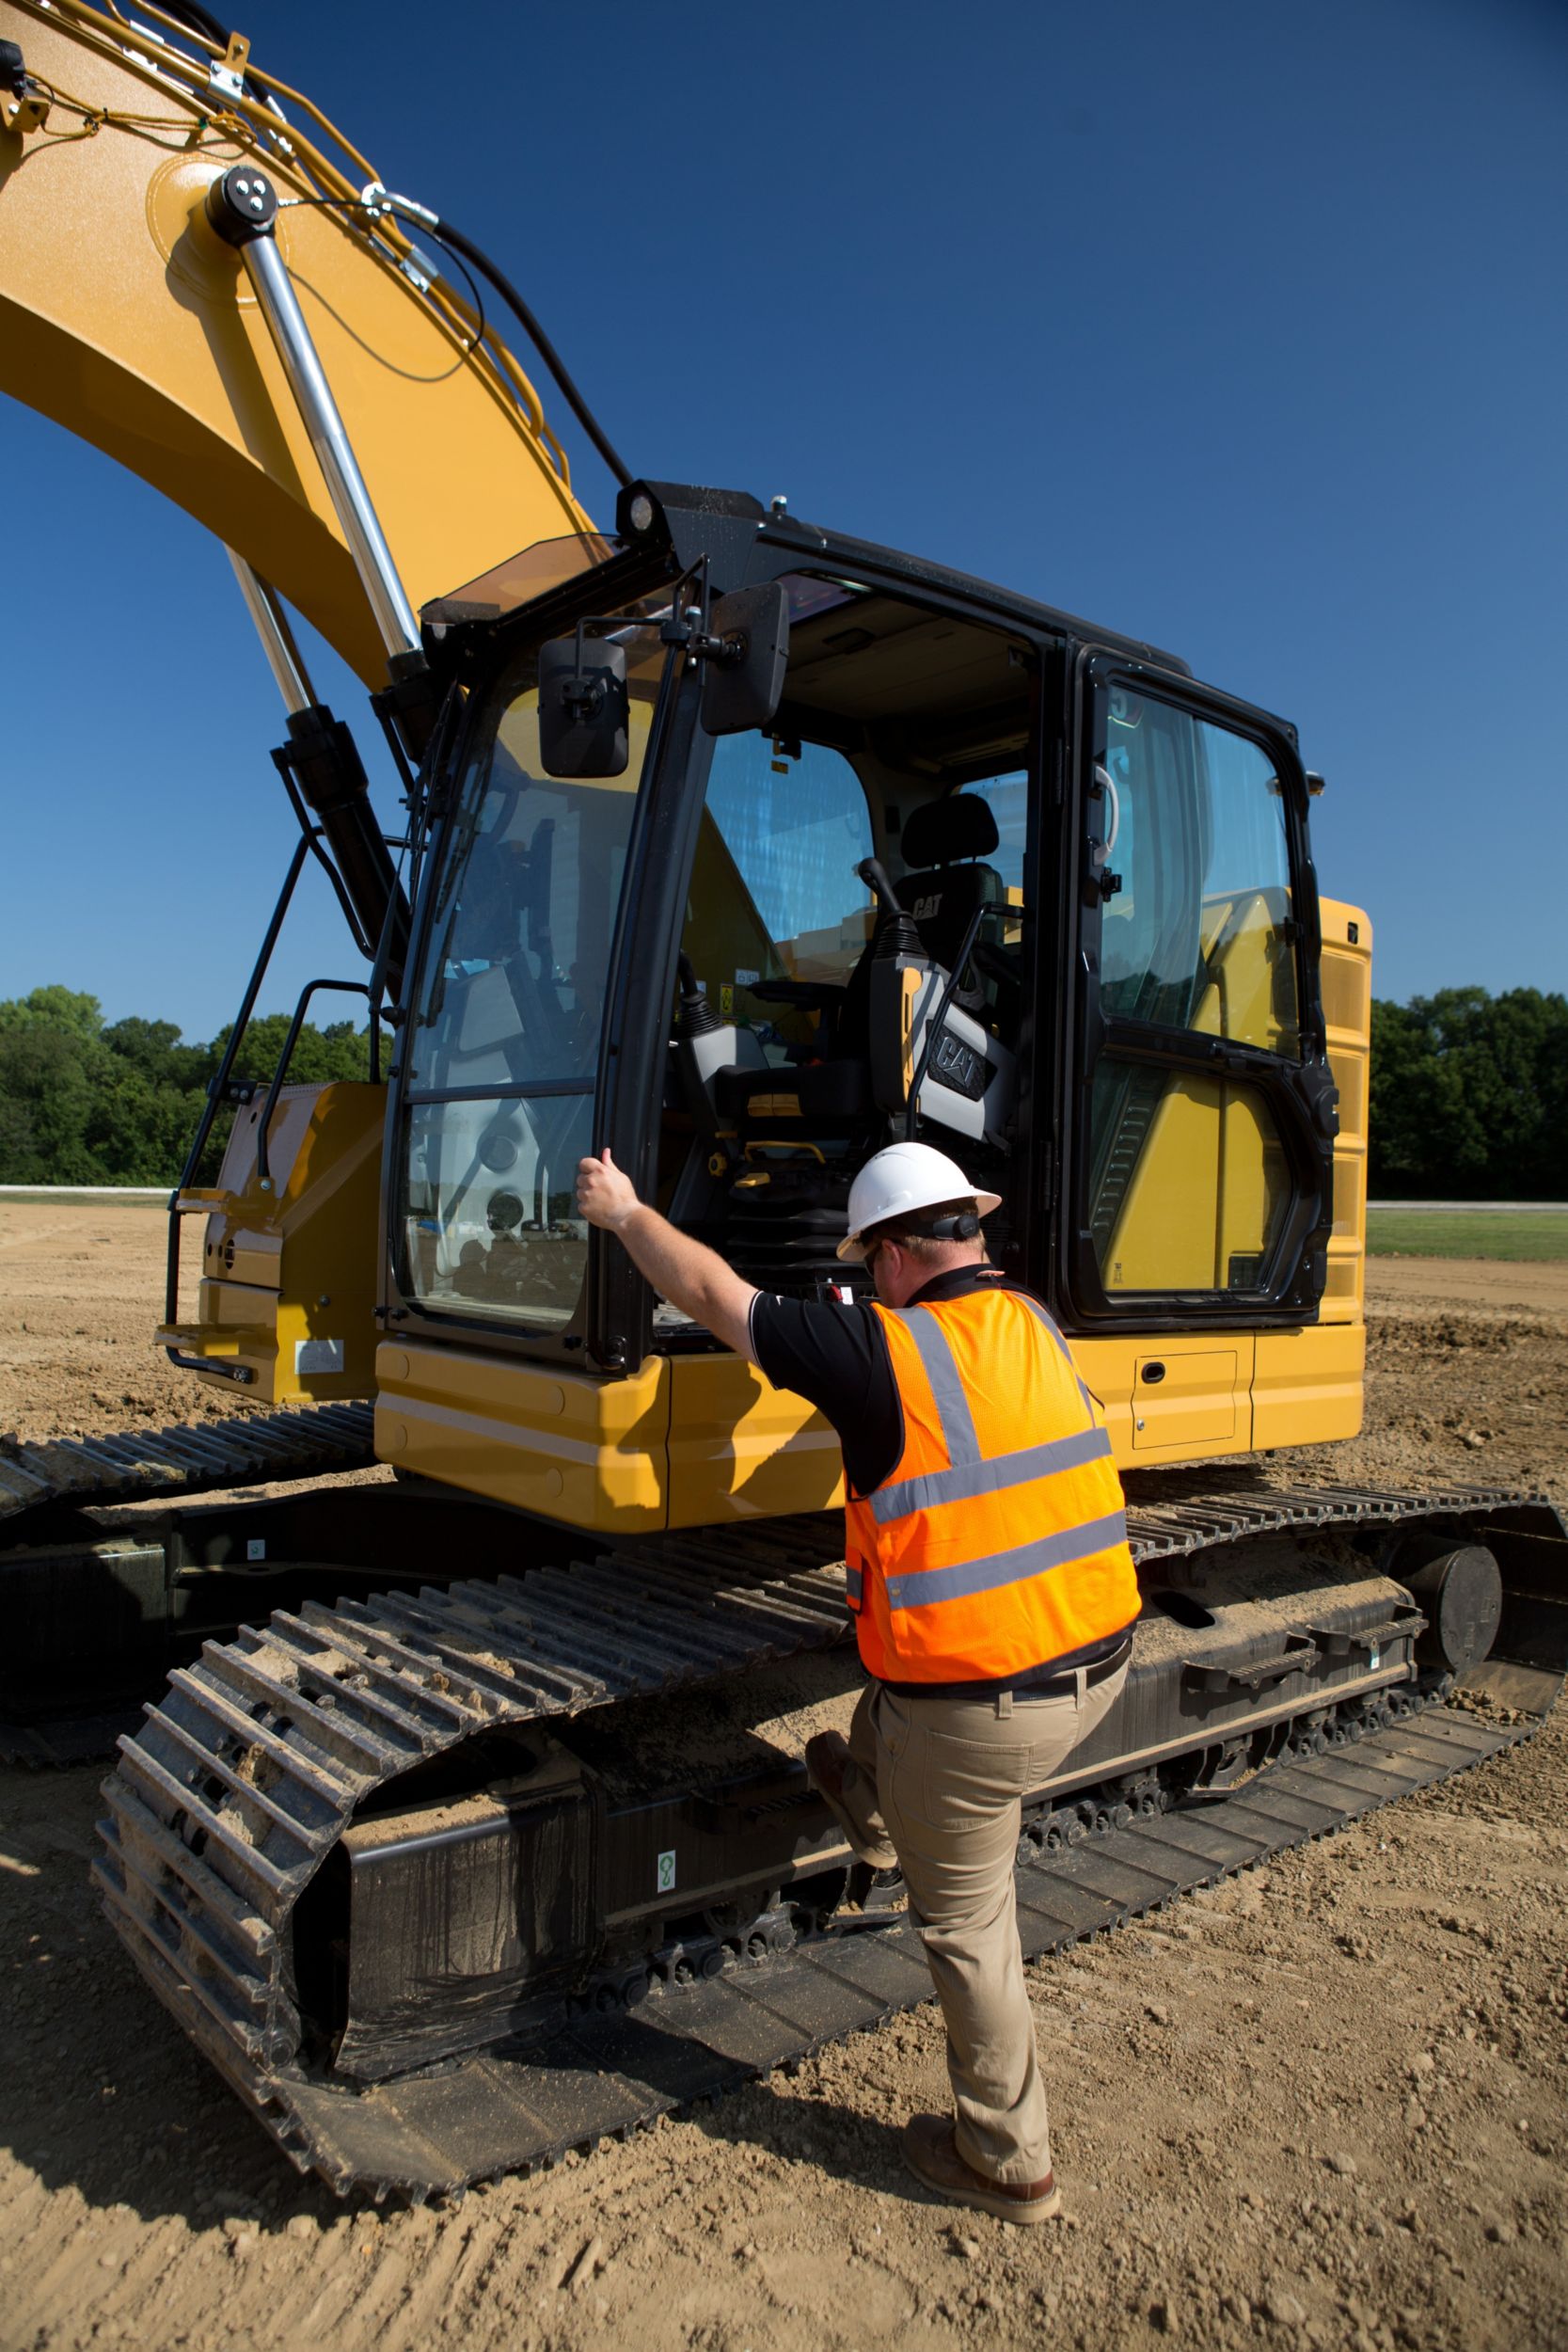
top-left (687, 628), bottom-right (748, 670)
top-left (560, 617), bottom-right (613, 722)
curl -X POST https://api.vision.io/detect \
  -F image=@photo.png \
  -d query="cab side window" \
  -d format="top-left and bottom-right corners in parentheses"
top-left (1100, 691), bottom-right (1298, 1055)
top-left (1085, 687), bottom-right (1304, 1298)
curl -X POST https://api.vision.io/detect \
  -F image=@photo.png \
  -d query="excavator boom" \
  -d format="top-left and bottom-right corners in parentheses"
top-left (0, 0), bottom-right (592, 683)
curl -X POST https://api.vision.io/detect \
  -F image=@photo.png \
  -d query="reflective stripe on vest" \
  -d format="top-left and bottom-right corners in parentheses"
top-left (881, 1302), bottom-right (1124, 1597)
top-left (871, 1422), bottom-right (1112, 1524)
top-left (1012, 1290), bottom-right (1099, 1416)
top-left (844, 1285), bottom-right (1140, 1683)
top-left (882, 1507), bottom-right (1129, 1611)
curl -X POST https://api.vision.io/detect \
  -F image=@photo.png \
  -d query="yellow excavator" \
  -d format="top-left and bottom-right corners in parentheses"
top-left (2, 1), bottom-right (1561, 2199)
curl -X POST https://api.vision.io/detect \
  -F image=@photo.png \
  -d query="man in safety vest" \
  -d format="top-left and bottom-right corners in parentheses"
top-left (576, 1137), bottom-right (1138, 2226)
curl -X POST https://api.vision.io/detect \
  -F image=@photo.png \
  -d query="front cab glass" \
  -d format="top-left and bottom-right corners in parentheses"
top-left (396, 619), bottom-right (667, 1332)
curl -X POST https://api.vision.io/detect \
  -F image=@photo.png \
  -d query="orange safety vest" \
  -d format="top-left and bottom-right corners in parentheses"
top-left (844, 1286), bottom-right (1139, 1684)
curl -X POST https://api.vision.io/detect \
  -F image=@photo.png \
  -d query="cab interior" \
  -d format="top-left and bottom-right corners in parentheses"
top-left (659, 578), bottom-right (1036, 1304)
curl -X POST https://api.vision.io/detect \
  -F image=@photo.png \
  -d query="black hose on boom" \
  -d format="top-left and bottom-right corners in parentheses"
top-left (412, 209), bottom-right (632, 490)
top-left (154, 1), bottom-right (233, 46)
top-left (153, 7), bottom-right (633, 490)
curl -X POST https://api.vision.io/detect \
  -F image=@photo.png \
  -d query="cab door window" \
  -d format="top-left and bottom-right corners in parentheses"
top-left (691, 731), bottom-right (874, 1026)
top-left (1100, 689), bottom-right (1298, 1055)
top-left (1076, 675), bottom-right (1324, 1309)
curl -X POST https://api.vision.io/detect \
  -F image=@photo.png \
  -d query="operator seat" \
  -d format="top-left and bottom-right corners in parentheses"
top-left (710, 1029), bottom-right (873, 1136)
top-left (710, 797), bottom-right (1008, 1138)
top-left (896, 794), bottom-right (1006, 996)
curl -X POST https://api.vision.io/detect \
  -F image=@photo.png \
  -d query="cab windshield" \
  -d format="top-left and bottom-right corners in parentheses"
top-left (396, 619), bottom-right (666, 1330)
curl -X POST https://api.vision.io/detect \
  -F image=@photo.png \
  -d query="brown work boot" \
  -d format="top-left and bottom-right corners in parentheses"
top-left (901, 2114), bottom-right (1061, 2225)
top-left (804, 1730), bottom-right (850, 1804)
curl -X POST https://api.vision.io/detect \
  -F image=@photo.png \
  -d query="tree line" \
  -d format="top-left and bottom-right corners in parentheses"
top-left (1368, 986), bottom-right (1566, 1200)
top-left (0, 980), bottom-right (1562, 1200)
top-left (0, 986), bottom-right (370, 1186)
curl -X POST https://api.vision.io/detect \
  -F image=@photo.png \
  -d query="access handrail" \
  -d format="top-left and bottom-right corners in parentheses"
top-left (163, 831), bottom-right (312, 1333)
top-left (255, 978), bottom-right (378, 1191)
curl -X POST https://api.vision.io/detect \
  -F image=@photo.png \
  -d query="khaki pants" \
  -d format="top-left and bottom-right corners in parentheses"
top-left (821, 1662), bottom-right (1129, 2186)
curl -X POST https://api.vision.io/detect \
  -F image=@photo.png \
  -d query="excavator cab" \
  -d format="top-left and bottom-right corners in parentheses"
top-left (378, 485), bottom-right (1364, 1516)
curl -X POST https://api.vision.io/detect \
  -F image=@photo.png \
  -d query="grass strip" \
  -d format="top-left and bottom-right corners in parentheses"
top-left (1367, 1211), bottom-right (1568, 1262)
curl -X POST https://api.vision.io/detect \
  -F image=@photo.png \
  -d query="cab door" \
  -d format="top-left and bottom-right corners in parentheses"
top-left (1059, 656), bottom-right (1338, 1455)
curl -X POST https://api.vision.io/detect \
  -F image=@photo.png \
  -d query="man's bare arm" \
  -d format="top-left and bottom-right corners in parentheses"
top-left (575, 1150), bottom-right (759, 1363)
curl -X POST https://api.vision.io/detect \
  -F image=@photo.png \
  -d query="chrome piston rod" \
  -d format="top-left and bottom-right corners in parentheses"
top-left (227, 550), bottom-right (316, 715)
top-left (206, 165), bottom-right (422, 666)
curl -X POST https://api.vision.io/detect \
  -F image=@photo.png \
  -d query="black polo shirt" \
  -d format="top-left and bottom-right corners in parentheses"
top-left (748, 1263), bottom-right (1009, 1499)
top-left (747, 1264), bottom-right (1133, 1692)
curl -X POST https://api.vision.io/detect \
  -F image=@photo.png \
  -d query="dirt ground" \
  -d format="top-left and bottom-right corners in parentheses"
top-left (2, 1203), bottom-right (1565, 2352)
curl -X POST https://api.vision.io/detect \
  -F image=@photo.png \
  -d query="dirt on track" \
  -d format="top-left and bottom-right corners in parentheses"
top-left (2, 1205), bottom-right (1566, 2352)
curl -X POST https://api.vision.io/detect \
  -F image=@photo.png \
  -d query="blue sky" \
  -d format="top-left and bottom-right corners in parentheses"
top-left (3, 0), bottom-right (1564, 1041)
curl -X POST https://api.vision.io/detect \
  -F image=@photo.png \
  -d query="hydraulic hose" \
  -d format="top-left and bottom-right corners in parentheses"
top-left (154, 1), bottom-right (233, 47)
top-left (124, 23), bottom-right (630, 487)
top-left (364, 184), bottom-right (632, 489)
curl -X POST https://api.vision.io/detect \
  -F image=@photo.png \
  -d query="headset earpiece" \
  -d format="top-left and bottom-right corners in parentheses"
top-left (928, 1209), bottom-right (981, 1242)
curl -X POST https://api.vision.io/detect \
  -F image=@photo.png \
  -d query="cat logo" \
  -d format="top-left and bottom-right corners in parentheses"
top-left (912, 892), bottom-right (942, 919)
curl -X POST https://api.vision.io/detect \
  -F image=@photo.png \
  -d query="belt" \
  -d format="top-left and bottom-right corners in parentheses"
top-left (1010, 1631), bottom-right (1133, 1702)
top-left (883, 1631), bottom-right (1133, 1705)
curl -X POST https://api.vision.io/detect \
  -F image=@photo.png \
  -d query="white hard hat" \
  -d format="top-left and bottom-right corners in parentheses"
top-left (837, 1141), bottom-right (1001, 1262)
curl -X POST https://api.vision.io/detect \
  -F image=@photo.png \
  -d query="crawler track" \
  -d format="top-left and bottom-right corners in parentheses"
top-left (92, 1477), bottom-right (1566, 2197)
top-left (249, 1702), bottom-right (1521, 2197)
top-left (0, 1402), bottom-right (376, 1526)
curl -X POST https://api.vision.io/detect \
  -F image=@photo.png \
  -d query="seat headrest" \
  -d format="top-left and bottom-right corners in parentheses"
top-left (900, 793), bottom-right (1000, 869)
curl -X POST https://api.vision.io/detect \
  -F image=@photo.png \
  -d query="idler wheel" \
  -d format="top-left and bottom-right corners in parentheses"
top-left (1397, 1538), bottom-right (1503, 1677)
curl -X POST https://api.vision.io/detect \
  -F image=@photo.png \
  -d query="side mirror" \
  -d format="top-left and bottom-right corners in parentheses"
top-left (538, 635), bottom-right (629, 777)
top-left (700, 582), bottom-right (788, 737)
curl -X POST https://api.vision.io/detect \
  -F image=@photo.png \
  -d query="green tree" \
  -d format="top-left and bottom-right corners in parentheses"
top-left (1369, 986), bottom-right (1568, 1199)
top-left (103, 1014), bottom-right (208, 1093)
top-left (90, 1059), bottom-right (201, 1184)
top-left (0, 984), bottom-right (105, 1044)
top-left (0, 988), bottom-right (378, 1186)
top-left (203, 1011), bottom-right (371, 1089)
top-left (0, 991), bottom-right (111, 1182)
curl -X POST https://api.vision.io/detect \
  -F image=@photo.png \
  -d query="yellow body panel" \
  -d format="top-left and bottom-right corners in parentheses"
top-left (1102, 1074), bottom-right (1285, 1295)
top-left (1252, 1318), bottom-right (1366, 1450)
top-left (1318, 898), bottom-right (1372, 1322)
top-left (160, 1081), bottom-right (385, 1402)
top-left (0, 1), bottom-right (590, 683)
top-left (362, 1314), bottom-right (1365, 1533)
top-left (1189, 888), bottom-right (1299, 1056)
top-left (1101, 884), bottom-right (1299, 1294)
top-left (1067, 1335), bottom-right (1248, 1460)
top-left (667, 1356), bottom-right (845, 1523)
top-left (1131, 1349), bottom-right (1241, 1451)
top-left (658, 1318), bottom-right (1361, 1521)
top-left (376, 1342), bottom-right (669, 1532)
